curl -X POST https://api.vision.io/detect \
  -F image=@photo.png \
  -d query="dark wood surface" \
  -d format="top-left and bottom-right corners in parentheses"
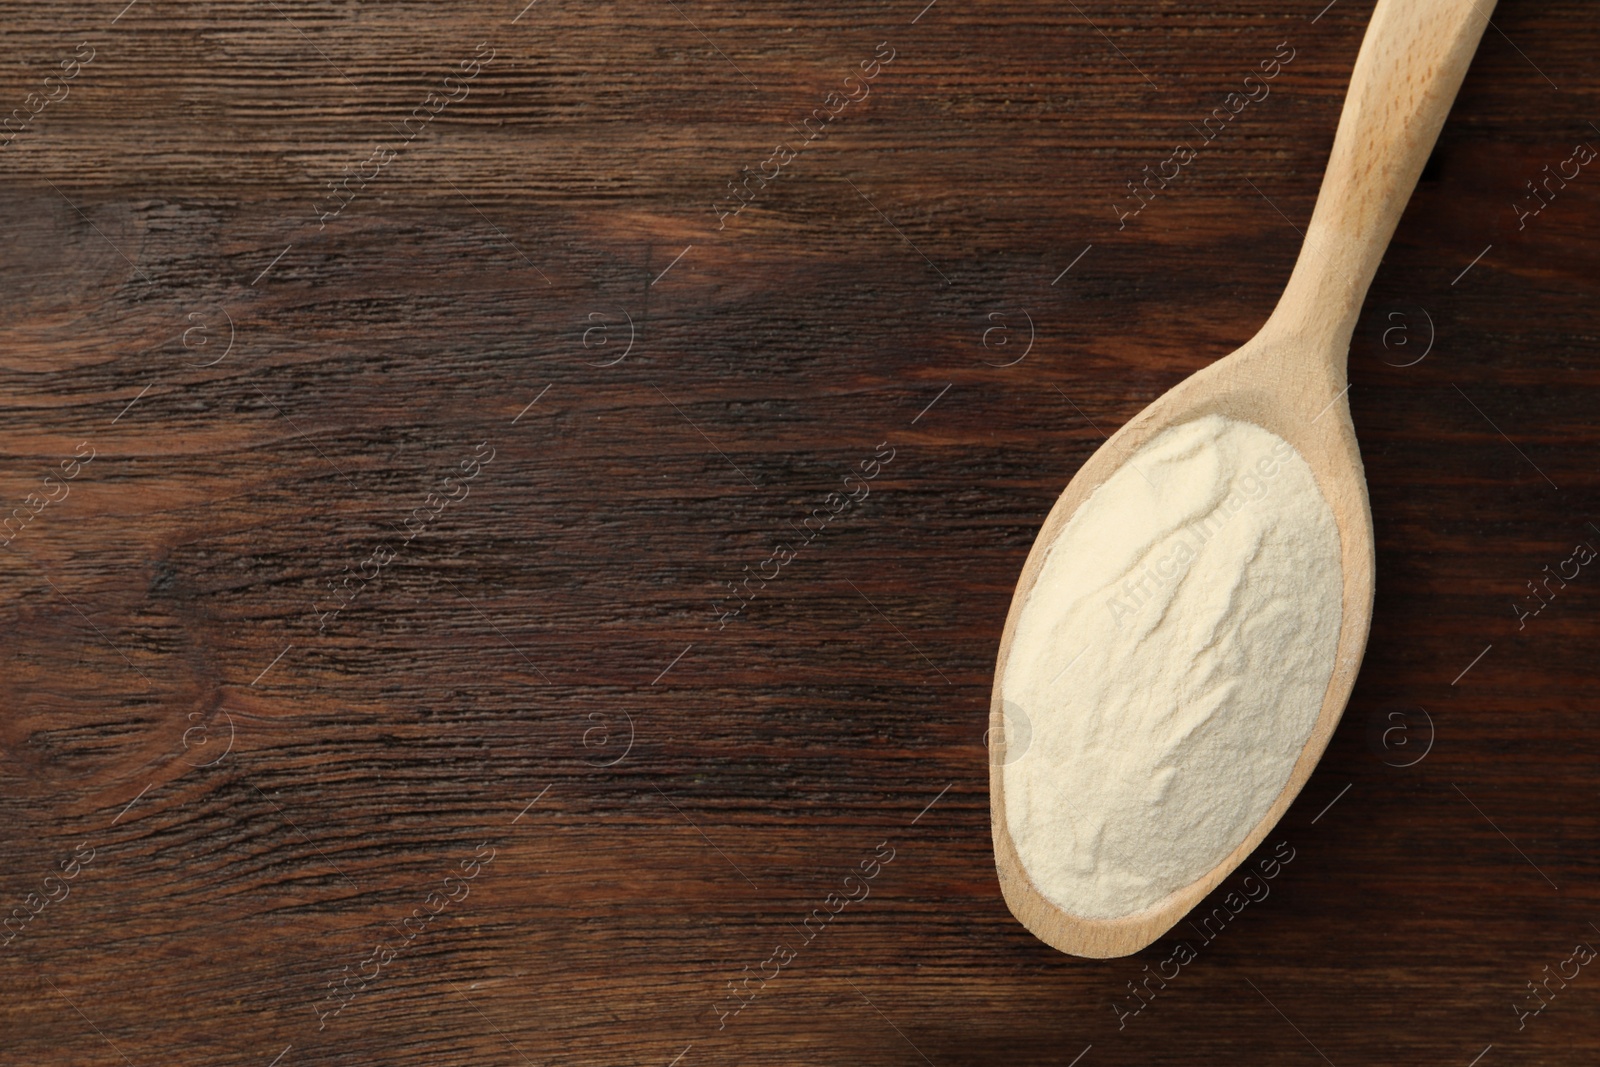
top-left (1, 1), bottom-right (1596, 1063)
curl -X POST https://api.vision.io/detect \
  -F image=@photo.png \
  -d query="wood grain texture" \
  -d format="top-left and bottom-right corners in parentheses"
top-left (0, 0), bottom-right (1595, 1064)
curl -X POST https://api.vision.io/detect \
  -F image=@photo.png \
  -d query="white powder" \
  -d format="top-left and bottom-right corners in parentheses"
top-left (1000, 414), bottom-right (1342, 921)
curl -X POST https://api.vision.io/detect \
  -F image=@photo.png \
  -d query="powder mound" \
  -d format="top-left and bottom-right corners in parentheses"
top-left (1001, 414), bottom-right (1342, 921)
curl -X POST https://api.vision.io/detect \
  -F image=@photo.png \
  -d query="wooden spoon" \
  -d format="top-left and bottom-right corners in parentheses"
top-left (989, 0), bottom-right (1494, 958)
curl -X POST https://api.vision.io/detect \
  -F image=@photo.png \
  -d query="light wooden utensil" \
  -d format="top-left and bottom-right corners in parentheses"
top-left (990, 0), bottom-right (1495, 959)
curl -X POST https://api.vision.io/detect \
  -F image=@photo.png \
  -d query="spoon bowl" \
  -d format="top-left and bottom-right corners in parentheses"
top-left (990, 0), bottom-right (1494, 958)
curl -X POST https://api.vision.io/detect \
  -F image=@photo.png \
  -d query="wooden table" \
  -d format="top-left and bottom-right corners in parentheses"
top-left (2, 1), bottom-right (1595, 1063)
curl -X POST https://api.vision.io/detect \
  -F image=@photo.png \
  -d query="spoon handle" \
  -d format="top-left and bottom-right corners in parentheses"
top-left (1269, 0), bottom-right (1494, 358)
